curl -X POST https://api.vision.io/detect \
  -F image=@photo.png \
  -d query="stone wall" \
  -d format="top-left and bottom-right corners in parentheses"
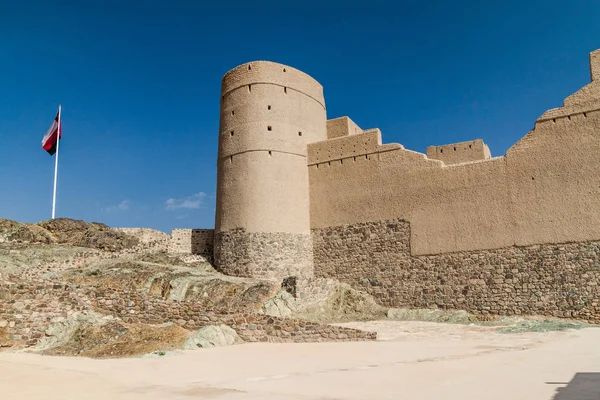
top-left (214, 228), bottom-right (313, 281)
top-left (313, 219), bottom-right (600, 324)
top-left (116, 228), bottom-right (170, 253)
top-left (169, 229), bottom-right (214, 262)
top-left (0, 280), bottom-right (375, 349)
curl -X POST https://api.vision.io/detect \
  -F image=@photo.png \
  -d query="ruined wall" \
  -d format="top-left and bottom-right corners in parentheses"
top-left (312, 219), bottom-right (600, 324)
top-left (309, 51), bottom-right (600, 255)
top-left (426, 139), bottom-right (491, 165)
top-left (116, 228), bottom-right (170, 253)
top-left (0, 281), bottom-right (375, 348)
top-left (214, 60), bottom-right (327, 280)
top-left (169, 229), bottom-right (214, 261)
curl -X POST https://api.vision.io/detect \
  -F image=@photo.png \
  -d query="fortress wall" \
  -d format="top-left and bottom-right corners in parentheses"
top-left (309, 132), bottom-right (514, 255)
top-left (309, 102), bottom-right (600, 255)
top-left (307, 128), bottom-right (385, 164)
top-left (537, 52), bottom-right (600, 120)
top-left (506, 109), bottom-right (600, 246)
top-left (312, 219), bottom-right (600, 323)
top-left (426, 139), bottom-right (491, 165)
top-left (214, 61), bottom-right (326, 280)
top-left (116, 228), bottom-right (170, 253)
top-left (169, 229), bottom-right (214, 261)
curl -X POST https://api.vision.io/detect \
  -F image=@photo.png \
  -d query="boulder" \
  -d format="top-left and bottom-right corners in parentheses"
top-left (184, 325), bottom-right (244, 349)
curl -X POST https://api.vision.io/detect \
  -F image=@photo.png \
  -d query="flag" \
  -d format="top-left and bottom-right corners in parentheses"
top-left (42, 110), bottom-right (61, 155)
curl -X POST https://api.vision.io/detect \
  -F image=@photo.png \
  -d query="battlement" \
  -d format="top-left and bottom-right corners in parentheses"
top-left (426, 139), bottom-right (491, 165)
top-left (307, 128), bottom-right (384, 165)
top-left (326, 116), bottom-right (363, 139)
top-left (537, 49), bottom-right (600, 121)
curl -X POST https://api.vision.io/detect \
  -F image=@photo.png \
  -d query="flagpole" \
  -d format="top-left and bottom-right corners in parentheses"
top-left (51, 104), bottom-right (61, 219)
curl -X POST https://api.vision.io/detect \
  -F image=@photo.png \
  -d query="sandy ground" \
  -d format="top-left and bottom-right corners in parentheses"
top-left (1, 321), bottom-right (599, 400)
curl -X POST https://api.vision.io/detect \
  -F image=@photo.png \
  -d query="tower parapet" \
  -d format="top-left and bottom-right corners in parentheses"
top-left (214, 61), bottom-right (327, 281)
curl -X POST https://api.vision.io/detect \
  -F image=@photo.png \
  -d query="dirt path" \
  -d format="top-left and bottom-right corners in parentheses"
top-left (1, 321), bottom-right (599, 400)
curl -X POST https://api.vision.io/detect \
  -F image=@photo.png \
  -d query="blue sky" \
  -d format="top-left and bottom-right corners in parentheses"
top-left (1, 0), bottom-right (598, 232)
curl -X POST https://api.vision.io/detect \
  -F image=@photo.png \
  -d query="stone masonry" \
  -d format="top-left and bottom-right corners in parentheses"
top-left (169, 229), bottom-right (214, 262)
top-left (312, 219), bottom-right (600, 324)
top-left (0, 280), bottom-right (375, 349)
top-left (214, 228), bottom-right (314, 281)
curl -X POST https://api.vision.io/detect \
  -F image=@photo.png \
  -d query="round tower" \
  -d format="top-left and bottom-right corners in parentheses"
top-left (214, 61), bottom-right (327, 281)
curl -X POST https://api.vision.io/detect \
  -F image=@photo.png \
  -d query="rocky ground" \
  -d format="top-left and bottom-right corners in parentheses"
top-left (0, 218), bottom-right (381, 357)
top-left (0, 218), bottom-right (594, 360)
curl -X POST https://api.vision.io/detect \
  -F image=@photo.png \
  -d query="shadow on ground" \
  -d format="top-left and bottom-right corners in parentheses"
top-left (550, 373), bottom-right (600, 400)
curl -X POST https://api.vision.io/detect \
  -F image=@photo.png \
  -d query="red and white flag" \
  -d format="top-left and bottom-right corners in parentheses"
top-left (42, 110), bottom-right (62, 155)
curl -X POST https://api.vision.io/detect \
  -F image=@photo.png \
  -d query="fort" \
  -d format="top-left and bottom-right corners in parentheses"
top-left (169, 49), bottom-right (600, 322)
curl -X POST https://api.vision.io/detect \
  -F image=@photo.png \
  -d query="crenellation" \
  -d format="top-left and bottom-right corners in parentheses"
top-left (426, 139), bottom-right (491, 165)
top-left (326, 116), bottom-right (363, 139)
top-left (537, 107), bottom-right (600, 123)
top-left (308, 128), bottom-right (382, 165)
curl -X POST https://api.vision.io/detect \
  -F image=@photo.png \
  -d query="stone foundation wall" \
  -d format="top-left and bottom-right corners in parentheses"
top-left (0, 281), bottom-right (375, 349)
top-left (313, 219), bottom-right (600, 324)
top-left (169, 229), bottom-right (214, 262)
top-left (214, 229), bottom-right (314, 281)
